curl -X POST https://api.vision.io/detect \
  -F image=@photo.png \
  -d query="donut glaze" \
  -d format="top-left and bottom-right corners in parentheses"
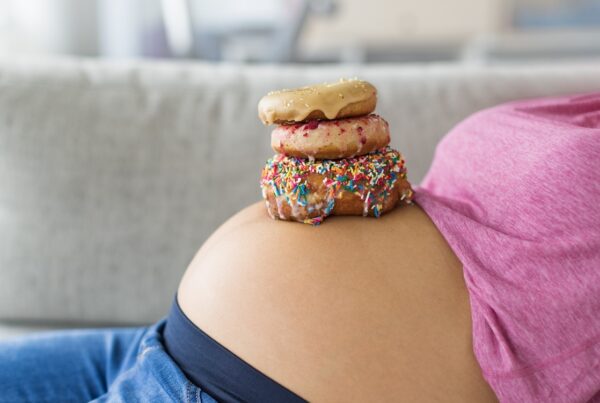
top-left (260, 147), bottom-right (414, 225)
top-left (271, 114), bottom-right (391, 160)
top-left (258, 79), bottom-right (376, 125)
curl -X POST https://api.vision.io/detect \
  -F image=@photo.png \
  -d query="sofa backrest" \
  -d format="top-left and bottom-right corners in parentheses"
top-left (2, 57), bottom-right (600, 325)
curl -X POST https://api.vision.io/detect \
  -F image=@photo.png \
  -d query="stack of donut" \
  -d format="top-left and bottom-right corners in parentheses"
top-left (258, 79), bottom-right (413, 225)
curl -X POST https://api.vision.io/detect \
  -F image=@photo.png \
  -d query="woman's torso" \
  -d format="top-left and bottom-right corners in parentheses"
top-left (177, 202), bottom-right (497, 402)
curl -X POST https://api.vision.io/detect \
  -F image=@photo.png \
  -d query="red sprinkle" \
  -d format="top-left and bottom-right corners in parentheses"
top-left (304, 120), bottom-right (319, 130)
top-left (284, 123), bottom-right (301, 133)
top-left (360, 137), bottom-right (367, 145)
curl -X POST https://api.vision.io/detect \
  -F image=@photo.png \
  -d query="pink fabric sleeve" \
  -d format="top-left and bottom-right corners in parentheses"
top-left (415, 93), bottom-right (600, 402)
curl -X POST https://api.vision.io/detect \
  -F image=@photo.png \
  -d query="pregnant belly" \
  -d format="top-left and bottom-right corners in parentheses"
top-left (177, 202), bottom-right (497, 402)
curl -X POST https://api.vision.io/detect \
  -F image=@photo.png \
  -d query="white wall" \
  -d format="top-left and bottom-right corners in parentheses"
top-left (0, 0), bottom-right (98, 56)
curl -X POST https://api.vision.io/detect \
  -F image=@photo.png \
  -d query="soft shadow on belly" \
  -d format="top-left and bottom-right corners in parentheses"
top-left (178, 202), bottom-right (498, 402)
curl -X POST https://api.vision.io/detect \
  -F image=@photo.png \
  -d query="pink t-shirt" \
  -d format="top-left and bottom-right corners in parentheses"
top-left (415, 93), bottom-right (600, 402)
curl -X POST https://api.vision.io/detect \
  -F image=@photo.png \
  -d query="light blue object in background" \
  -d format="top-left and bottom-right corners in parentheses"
top-left (515, 0), bottom-right (600, 28)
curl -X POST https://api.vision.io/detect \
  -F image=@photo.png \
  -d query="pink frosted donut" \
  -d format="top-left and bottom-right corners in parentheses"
top-left (271, 114), bottom-right (390, 160)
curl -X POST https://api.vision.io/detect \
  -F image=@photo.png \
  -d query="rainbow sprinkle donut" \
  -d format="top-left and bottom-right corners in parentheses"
top-left (260, 147), bottom-right (413, 225)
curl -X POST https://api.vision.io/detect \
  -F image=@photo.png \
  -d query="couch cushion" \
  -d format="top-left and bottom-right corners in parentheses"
top-left (0, 322), bottom-right (70, 341)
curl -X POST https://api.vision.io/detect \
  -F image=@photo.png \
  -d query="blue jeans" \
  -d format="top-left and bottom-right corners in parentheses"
top-left (0, 320), bottom-right (217, 402)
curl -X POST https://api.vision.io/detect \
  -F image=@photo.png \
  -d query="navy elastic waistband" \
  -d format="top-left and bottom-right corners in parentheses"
top-left (163, 296), bottom-right (307, 403)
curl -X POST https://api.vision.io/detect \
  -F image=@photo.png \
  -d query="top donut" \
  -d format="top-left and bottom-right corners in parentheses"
top-left (258, 78), bottom-right (377, 125)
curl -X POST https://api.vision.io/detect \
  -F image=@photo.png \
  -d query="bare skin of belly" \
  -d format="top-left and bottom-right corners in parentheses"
top-left (178, 201), bottom-right (498, 402)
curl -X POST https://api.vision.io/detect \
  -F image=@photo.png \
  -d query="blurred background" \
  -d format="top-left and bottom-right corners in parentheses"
top-left (1, 0), bottom-right (600, 64)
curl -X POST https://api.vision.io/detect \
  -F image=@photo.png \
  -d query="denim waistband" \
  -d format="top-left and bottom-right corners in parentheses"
top-left (163, 296), bottom-right (307, 403)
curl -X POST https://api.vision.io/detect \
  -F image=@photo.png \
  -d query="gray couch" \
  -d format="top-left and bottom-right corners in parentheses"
top-left (2, 57), bottom-right (600, 338)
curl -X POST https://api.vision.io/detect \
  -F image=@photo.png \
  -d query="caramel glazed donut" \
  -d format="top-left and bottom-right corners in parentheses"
top-left (258, 79), bottom-right (413, 224)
